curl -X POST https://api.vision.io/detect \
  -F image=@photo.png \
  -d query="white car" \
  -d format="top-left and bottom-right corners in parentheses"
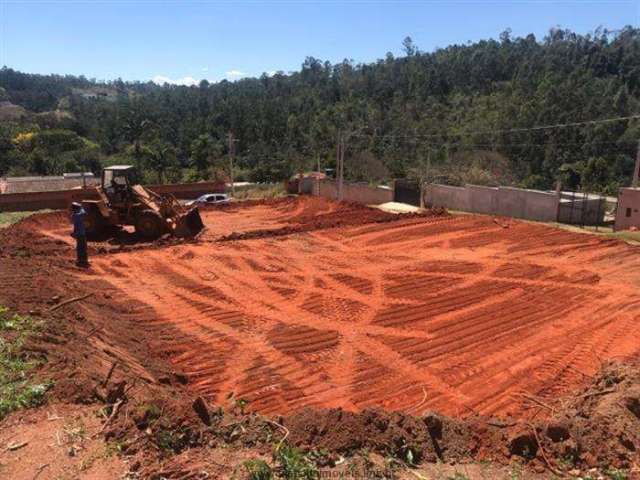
top-left (186, 193), bottom-right (231, 207)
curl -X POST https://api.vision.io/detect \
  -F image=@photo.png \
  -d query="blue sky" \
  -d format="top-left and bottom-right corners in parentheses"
top-left (1, 0), bottom-right (638, 84)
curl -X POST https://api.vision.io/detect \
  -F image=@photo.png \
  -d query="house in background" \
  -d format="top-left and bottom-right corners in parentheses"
top-left (0, 173), bottom-right (97, 194)
top-left (615, 187), bottom-right (640, 231)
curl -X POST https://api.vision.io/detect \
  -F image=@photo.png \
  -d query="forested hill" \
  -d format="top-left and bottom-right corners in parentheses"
top-left (1, 27), bottom-right (639, 194)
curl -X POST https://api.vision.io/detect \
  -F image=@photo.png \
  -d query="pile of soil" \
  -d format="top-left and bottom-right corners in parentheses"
top-left (100, 361), bottom-right (640, 477)
top-left (220, 200), bottom-right (447, 241)
top-left (282, 361), bottom-right (640, 471)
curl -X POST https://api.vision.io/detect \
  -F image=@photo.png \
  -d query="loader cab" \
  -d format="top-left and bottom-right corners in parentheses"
top-left (102, 166), bottom-right (138, 205)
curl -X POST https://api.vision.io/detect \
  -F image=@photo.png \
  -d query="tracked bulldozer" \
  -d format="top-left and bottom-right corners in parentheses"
top-left (81, 166), bottom-right (204, 239)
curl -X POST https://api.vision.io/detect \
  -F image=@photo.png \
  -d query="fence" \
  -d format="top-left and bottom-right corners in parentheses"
top-left (557, 191), bottom-right (608, 227)
top-left (313, 179), bottom-right (393, 205)
top-left (0, 181), bottom-right (225, 212)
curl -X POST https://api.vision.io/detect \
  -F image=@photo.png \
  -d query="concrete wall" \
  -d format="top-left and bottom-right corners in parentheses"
top-left (615, 187), bottom-right (640, 231)
top-left (468, 185), bottom-right (498, 215)
top-left (425, 183), bottom-right (560, 222)
top-left (0, 175), bottom-right (98, 194)
top-left (0, 181), bottom-right (225, 212)
top-left (314, 179), bottom-right (393, 205)
top-left (425, 184), bottom-right (469, 211)
top-left (520, 189), bottom-right (559, 222)
top-left (147, 181), bottom-right (225, 199)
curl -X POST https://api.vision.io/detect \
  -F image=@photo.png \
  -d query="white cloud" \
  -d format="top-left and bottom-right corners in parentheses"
top-left (152, 75), bottom-right (199, 86)
top-left (225, 69), bottom-right (246, 78)
top-left (266, 70), bottom-right (277, 77)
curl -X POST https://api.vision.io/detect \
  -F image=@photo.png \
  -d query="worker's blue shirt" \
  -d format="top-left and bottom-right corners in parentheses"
top-left (72, 209), bottom-right (86, 237)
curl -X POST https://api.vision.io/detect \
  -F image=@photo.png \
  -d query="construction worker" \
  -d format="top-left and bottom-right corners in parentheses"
top-left (70, 202), bottom-right (89, 268)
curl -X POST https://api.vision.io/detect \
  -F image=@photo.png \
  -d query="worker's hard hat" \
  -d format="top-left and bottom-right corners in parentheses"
top-left (71, 202), bottom-right (82, 209)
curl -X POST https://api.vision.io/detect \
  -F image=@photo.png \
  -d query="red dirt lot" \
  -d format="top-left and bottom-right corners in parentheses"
top-left (20, 196), bottom-right (640, 420)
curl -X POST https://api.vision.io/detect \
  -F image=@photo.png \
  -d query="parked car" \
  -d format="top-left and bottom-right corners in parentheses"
top-left (186, 193), bottom-right (231, 206)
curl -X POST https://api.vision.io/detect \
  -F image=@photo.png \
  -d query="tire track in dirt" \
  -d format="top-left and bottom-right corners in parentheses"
top-left (52, 197), bottom-right (640, 417)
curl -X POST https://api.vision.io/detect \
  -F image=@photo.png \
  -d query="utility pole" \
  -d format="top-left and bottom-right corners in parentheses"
top-left (633, 139), bottom-right (640, 187)
top-left (336, 132), bottom-right (344, 201)
top-left (227, 132), bottom-right (236, 196)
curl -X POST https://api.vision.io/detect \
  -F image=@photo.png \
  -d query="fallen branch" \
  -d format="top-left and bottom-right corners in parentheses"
top-left (103, 361), bottom-right (118, 388)
top-left (576, 388), bottom-right (616, 399)
top-left (98, 399), bottom-right (124, 434)
top-left (48, 293), bottom-right (93, 312)
top-left (528, 422), bottom-right (564, 477)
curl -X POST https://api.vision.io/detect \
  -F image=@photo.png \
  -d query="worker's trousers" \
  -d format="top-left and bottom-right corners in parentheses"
top-left (76, 235), bottom-right (89, 267)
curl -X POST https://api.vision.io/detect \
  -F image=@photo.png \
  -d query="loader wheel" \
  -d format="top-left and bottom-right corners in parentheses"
top-left (84, 208), bottom-right (107, 238)
top-left (135, 210), bottom-right (165, 239)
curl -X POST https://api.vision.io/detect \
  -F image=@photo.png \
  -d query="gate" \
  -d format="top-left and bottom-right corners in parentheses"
top-left (394, 179), bottom-right (421, 206)
top-left (557, 191), bottom-right (611, 229)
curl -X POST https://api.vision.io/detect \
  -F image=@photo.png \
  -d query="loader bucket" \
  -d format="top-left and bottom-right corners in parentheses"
top-left (173, 207), bottom-right (205, 238)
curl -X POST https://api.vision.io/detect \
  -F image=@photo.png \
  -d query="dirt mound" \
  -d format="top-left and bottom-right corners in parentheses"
top-left (220, 200), bottom-right (446, 241)
top-left (98, 362), bottom-right (640, 477)
top-left (282, 407), bottom-right (486, 463)
top-left (539, 360), bottom-right (640, 470)
top-left (0, 211), bottom-right (69, 258)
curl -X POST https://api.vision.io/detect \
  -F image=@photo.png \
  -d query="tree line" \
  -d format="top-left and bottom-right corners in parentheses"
top-left (1, 26), bottom-right (639, 194)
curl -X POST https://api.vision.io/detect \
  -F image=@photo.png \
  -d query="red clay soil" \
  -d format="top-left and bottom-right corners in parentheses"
top-left (3, 196), bottom-right (640, 420)
top-left (2, 196), bottom-right (640, 475)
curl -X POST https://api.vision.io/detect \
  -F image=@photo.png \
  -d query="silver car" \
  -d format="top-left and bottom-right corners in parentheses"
top-left (186, 193), bottom-right (231, 206)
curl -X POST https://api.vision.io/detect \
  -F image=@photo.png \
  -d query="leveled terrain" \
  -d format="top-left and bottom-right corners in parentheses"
top-left (28, 196), bottom-right (640, 419)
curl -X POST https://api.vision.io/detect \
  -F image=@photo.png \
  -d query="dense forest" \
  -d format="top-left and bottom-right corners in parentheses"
top-left (1, 27), bottom-right (639, 194)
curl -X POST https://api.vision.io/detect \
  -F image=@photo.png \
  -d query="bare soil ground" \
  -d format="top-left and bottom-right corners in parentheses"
top-left (1, 196), bottom-right (640, 478)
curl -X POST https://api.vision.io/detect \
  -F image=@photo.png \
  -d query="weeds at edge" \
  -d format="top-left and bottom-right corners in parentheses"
top-left (0, 305), bottom-right (52, 420)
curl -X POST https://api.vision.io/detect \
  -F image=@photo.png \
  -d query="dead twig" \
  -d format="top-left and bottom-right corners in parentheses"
top-left (6, 440), bottom-right (28, 451)
top-left (408, 387), bottom-right (427, 414)
top-left (49, 293), bottom-right (93, 312)
top-left (487, 420), bottom-right (517, 428)
top-left (103, 361), bottom-right (118, 388)
top-left (529, 422), bottom-right (564, 477)
top-left (262, 418), bottom-right (289, 452)
top-left (576, 388), bottom-right (616, 399)
top-left (517, 393), bottom-right (554, 412)
top-left (98, 398), bottom-right (123, 434)
top-left (32, 463), bottom-right (49, 480)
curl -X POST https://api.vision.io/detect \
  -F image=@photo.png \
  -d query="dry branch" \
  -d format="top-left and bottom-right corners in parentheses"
top-left (48, 293), bottom-right (93, 312)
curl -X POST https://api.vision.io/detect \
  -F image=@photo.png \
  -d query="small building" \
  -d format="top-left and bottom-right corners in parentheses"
top-left (0, 173), bottom-right (97, 194)
top-left (615, 187), bottom-right (640, 231)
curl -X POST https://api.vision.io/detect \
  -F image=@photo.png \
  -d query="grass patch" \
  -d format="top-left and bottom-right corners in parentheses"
top-left (607, 230), bottom-right (640, 245)
top-left (233, 183), bottom-right (286, 200)
top-left (0, 211), bottom-right (35, 228)
top-left (243, 459), bottom-right (273, 480)
top-left (275, 445), bottom-right (318, 480)
top-left (0, 305), bottom-right (52, 419)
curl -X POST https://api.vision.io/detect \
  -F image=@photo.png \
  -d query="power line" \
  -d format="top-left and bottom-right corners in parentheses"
top-left (375, 140), bottom-right (638, 148)
top-left (351, 114), bottom-right (640, 140)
